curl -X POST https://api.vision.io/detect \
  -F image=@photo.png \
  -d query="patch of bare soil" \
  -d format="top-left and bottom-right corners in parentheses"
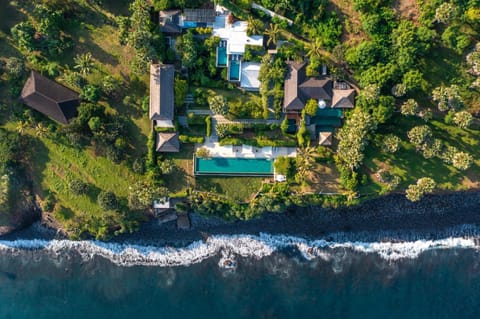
top-left (394, 0), bottom-right (420, 22)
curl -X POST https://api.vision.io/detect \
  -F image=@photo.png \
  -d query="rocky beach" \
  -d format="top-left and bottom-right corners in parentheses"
top-left (2, 191), bottom-right (480, 245)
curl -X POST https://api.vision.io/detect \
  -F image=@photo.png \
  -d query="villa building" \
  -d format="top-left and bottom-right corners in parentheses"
top-left (283, 61), bottom-right (355, 145)
top-left (212, 10), bottom-right (263, 89)
top-left (19, 71), bottom-right (80, 125)
top-left (158, 5), bottom-right (264, 90)
top-left (149, 63), bottom-right (179, 153)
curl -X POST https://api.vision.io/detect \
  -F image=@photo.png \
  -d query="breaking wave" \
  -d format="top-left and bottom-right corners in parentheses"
top-left (1, 225), bottom-right (480, 266)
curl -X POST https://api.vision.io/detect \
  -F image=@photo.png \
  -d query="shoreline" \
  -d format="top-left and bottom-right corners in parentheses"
top-left (1, 191), bottom-right (480, 246)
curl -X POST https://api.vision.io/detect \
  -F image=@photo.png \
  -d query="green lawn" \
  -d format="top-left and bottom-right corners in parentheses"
top-left (362, 114), bottom-right (480, 194)
top-left (195, 176), bottom-right (264, 202)
top-left (163, 144), bottom-right (195, 196)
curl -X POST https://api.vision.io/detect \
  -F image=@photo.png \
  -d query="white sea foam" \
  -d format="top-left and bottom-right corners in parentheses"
top-left (0, 230), bottom-right (478, 267)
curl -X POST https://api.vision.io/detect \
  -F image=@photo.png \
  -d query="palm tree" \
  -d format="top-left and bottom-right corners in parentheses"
top-left (35, 122), bottom-right (49, 138)
top-left (247, 17), bottom-right (263, 36)
top-left (74, 52), bottom-right (94, 77)
top-left (16, 121), bottom-right (29, 135)
top-left (306, 38), bottom-right (323, 59)
top-left (265, 24), bottom-right (280, 47)
top-left (297, 145), bottom-right (316, 171)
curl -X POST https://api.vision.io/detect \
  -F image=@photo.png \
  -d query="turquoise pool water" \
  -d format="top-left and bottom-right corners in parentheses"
top-left (315, 108), bottom-right (343, 117)
top-left (217, 47), bottom-right (227, 66)
top-left (229, 60), bottom-right (241, 81)
top-left (195, 157), bottom-right (273, 175)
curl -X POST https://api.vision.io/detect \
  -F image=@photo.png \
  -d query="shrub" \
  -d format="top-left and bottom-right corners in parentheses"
top-left (69, 179), bottom-right (88, 195)
top-left (132, 158), bottom-right (145, 174)
top-left (196, 147), bottom-right (211, 158)
top-left (175, 202), bottom-right (188, 213)
top-left (97, 191), bottom-right (118, 211)
top-left (205, 116), bottom-right (212, 137)
top-left (179, 135), bottom-right (204, 144)
top-left (141, 96), bottom-right (149, 112)
top-left (159, 159), bottom-right (176, 174)
top-left (42, 193), bottom-right (56, 212)
top-left (80, 84), bottom-right (101, 103)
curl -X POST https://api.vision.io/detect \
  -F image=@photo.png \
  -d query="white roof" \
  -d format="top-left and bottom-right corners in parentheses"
top-left (240, 62), bottom-right (261, 90)
top-left (275, 174), bottom-right (286, 182)
top-left (154, 198), bottom-right (171, 209)
top-left (213, 20), bottom-right (263, 55)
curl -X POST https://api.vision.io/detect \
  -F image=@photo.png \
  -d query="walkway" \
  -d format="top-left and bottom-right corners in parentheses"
top-left (199, 141), bottom-right (297, 159)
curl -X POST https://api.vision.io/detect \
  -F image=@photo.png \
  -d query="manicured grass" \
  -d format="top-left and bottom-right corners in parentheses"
top-left (163, 144), bottom-right (195, 196)
top-left (196, 176), bottom-right (264, 202)
top-left (362, 114), bottom-right (480, 194)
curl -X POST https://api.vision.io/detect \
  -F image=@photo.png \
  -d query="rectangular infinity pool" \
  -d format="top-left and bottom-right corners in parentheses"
top-left (195, 157), bottom-right (273, 175)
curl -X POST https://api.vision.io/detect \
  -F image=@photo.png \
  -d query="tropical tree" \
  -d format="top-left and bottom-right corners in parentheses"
top-left (97, 191), bottom-right (118, 211)
top-left (128, 181), bottom-right (168, 209)
top-left (174, 77), bottom-right (188, 108)
top-left (11, 21), bottom-right (36, 52)
top-left (80, 84), bottom-right (101, 103)
top-left (265, 24), bottom-right (280, 47)
top-left (432, 85), bottom-right (463, 112)
top-left (401, 99), bottom-right (419, 116)
top-left (175, 30), bottom-right (197, 69)
top-left (35, 122), bottom-right (49, 138)
top-left (435, 2), bottom-right (456, 24)
top-left (392, 83), bottom-right (407, 97)
top-left (304, 99), bottom-right (318, 116)
top-left (336, 108), bottom-right (375, 171)
top-left (418, 109), bottom-right (433, 122)
top-left (406, 177), bottom-right (436, 202)
top-left (306, 38), bottom-right (323, 59)
top-left (5, 57), bottom-right (25, 80)
top-left (247, 17), bottom-right (263, 36)
top-left (69, 179), bottom-right (88, 195)
top-left (453, 111), bottom-right (473, 129)
top-left (74, 52), bottom-right (94, 76)
top-left (408, 125), bottom-right (432, 147)
top-left (16, 121), bottom-right (29, 135)
top-left (452, 151), bottom-right (473, 170)
top-left (381, 134), bottom-right (400, 153)
top-left (102, 75), bottom-right (121, 96)
top-left (421, 138), bottom-right (442, 159)
top-left (297, 146), bottom-right (316, 171)
top-left (159, 159), bottom-right (176, 175)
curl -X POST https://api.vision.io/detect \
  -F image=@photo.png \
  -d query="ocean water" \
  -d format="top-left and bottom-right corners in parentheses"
top-left (1, 230), bottom-right (480, 318)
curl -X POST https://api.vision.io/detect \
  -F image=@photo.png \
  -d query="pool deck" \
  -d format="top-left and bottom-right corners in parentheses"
top-left (197, 142), bottom-right (297, 159)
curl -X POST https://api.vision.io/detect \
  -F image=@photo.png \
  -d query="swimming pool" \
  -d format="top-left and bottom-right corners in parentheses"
top-left (195, 157), bottom-right (273, 176)
top-left (217, 47), bottom-right (227, 66)
top-left (229, 60), bottom-right (241, 81)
